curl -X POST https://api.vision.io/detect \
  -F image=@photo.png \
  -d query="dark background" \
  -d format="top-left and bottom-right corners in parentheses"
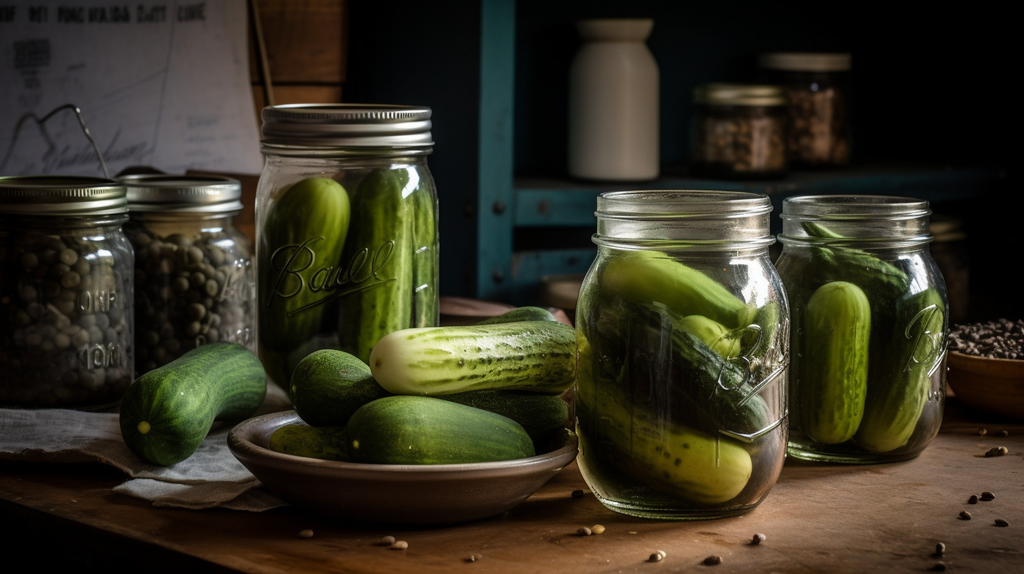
top-left (346, 1), bottom-right (1021, 321)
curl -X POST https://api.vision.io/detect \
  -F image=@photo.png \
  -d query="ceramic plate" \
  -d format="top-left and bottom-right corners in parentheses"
top-left (228, 410), bottom-right (578, 525)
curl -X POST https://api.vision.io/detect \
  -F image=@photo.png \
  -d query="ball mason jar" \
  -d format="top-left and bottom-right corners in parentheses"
top-left (775, 195), bottom-right (948, 463)
top-left (122, 175), bottom-right (255, 377)
top-left (690, 83), bottom-right (788, 180)
top-left (0, 176), bottom-right (134, 409)
top-left (256, 104), bottom-right (439, 394)
top-left (575, 190), bottom-right (789, 520)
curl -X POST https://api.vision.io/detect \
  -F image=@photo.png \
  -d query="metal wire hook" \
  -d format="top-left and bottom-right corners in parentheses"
top-left (0, 103), bottom-right (110, 178)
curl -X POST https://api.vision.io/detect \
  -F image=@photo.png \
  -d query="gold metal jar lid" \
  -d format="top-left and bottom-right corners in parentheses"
top-left (120, 174), bottom-right (243, 214)
top-left (758, 52), bottom-right (851, 72)
top-left (693, 83), bottom-right (787, 106)
top-left (260, 104), bottom-right (433, 148)
top-left (0, 175), bottom-right (127, 216)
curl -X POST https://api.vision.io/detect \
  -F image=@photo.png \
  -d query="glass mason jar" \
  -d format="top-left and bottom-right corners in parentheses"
top-left (776, 195), bottom-right (948, 463)
top-left (121, 175), bottom-right (255, 377)
top-left (690, 83), bottom-right (788, 180)
top-left (256, 104), bottom-right (439, 393)
top-left (758, 52), bottom-right (851, 168)
top-left (0, 176), bottom-right (134, 409)
top-left (575, 190), bottom-right (789, 520)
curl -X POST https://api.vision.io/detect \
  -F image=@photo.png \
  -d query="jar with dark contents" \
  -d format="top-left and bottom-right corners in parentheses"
top-left (758, 52), bottom-right (851, 167)
top-left (690, 83), bottom-right (788, 179)
top-left (0, 176), bottom-right (134, 409)
top-left (121, 175), bottom-right (255, 376)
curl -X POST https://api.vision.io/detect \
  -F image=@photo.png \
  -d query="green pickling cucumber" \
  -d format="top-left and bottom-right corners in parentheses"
top-left (337, 168), bottom-right (417, 364)
top-left (800, 281), bottom-right (871, 445)
top-left (269, 424), bottom-right (350, 461)
top-left (856, 288), bottom-right (946, 453)
top-left (346, 396), bottom-right (535, 464)
top-left (802, 222), bottom-right (910, 299)
top-left (437, 390), bottom-right (569, 445)
top-left (600, 250), bottom-right (756, 329)
top-left (476, 306), bottom-right (560, 325)
top-left (258, 177), bottom-right (351, 388)
top-left (412, 172), bottom-right (439, 329)
top-left (120, 343), bottom-right (267, 466)
top-left (289, 349), bottom-right (388, 427)
top-left (676, 314), bottom-right (742, 358)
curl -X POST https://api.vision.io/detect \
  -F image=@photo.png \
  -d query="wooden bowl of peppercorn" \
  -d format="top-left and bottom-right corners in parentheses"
top-left (946, 320), bottom-right (1024, 421)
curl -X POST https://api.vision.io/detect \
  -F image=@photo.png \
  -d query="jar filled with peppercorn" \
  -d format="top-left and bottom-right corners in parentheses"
top-left (758, 52), bottom-right (851, 168)
top-left (0, 176), bottom-right (135, 409)
top-left (690, 83), bottom-right (788, 180)
top-left (121, 174), bottom-right (255, 377)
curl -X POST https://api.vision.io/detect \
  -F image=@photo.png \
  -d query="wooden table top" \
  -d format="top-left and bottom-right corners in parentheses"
top-left (1, 400), bottom-right (1021, 574)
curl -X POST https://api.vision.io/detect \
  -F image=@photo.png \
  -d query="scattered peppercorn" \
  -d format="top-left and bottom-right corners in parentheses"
top-left (702, 555), bottom-right (723, 566)
top-left (592, 524), bottom-right (606, 534)
top-left (995, 519), bottom-right (1009, 527)
top-left (390, 540), bottom-right (409, 550)
top-left (578, 527), bottom-right (592, 536)
top-left (968, 495), bottom-right (979, 504)
top-left (572, 489), bottom-right (585, 498)
top-left (996, 430), bottom-right (1009, 437)
top-left (380, 535), bottom-right (396, 546)
top-left (648, 551), bottom-right (665, 562)
top-left (298, 529), bottom-right (314, 539)
top-left (751, 533), bottom-right (767, 545)
top-left (931, 562), bottom-right (948, 572)
top-left (985, 446), bottom-right (1009, 457)
top-left (981, 491), bottom-right (995, 501)
top-left (978, 428), bottom-right (988, 436)
top-left (959, 511), bottom-right (972, 520)
top-left (465, 555), bottom-right (480, 563)
top-left (935, 542), bottom-right (945, 556)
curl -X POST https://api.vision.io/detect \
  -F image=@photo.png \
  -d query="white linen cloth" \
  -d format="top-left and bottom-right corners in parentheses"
top-left (0, 384), bottom-right (291, 511)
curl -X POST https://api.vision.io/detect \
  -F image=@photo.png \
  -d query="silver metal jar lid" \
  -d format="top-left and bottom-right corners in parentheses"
top-left (260, 104), bottom-right (434, 148)
top-left (0, 175), bottom-right (128, 216)
top-left (120, 174), bottom-right (244, 214)
top-left (758, 52), bottom-right (851, 72)
top-left (693, 83), bottom-right (787, 106)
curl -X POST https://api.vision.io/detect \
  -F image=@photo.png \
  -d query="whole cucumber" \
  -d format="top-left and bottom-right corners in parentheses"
top-left (600, 250), bottom-right (756, 329)
top-left (856, 288), bottom-right (946, 453)
top-left (346, 396), bottom-right (535, 464)
top-left (258, 177), bottom-right (351, 389)
top-left (799, 281), bottom-right (871, 445)
top-left (289, 349), bottom-right (389, 427)
top-left (337, 168), bottom-right (418, 364)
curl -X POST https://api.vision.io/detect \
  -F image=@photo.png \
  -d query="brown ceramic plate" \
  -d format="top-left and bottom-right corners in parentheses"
top-left (946, 351), bottom-right (1024, 421)
top-left (228, 410), bottom-right (578, 525)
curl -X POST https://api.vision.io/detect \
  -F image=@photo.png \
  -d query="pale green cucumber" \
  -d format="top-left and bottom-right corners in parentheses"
top-left (856, 288), bottom-right (946, 453)
top-left (800, 281), bottom-right (871, 445)
top-left (369, 321), bottom-right (576, 395)
top-left (476, 306), bottom-right (559, 325)
top-left (601, 250), bottom-right (756, 329)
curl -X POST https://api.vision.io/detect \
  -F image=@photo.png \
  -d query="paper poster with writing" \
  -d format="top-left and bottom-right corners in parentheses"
top-left (0, 0), bottom-right (263, 178)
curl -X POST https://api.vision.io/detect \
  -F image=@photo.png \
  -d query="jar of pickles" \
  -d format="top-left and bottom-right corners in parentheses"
top-left (0, 176), bottom-right (134, 409)
top-left (758, 52), bottom-right (851, 167)
top-left (575, 190), bottom-right (789, 520)
top-left (121, 175), bottom-right (255, 377)
top-left (690, 83), bottom-right (788, 180)
top-left (775, 195), bottom-right (947, 463)
top-left (256, 104), bottom-right (439, 393)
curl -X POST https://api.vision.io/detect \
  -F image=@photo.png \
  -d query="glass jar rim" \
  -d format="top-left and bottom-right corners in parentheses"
top-left (595, 190), bottom-right (775, 250)
top-left (781, 194), bottom-right (931, 220)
